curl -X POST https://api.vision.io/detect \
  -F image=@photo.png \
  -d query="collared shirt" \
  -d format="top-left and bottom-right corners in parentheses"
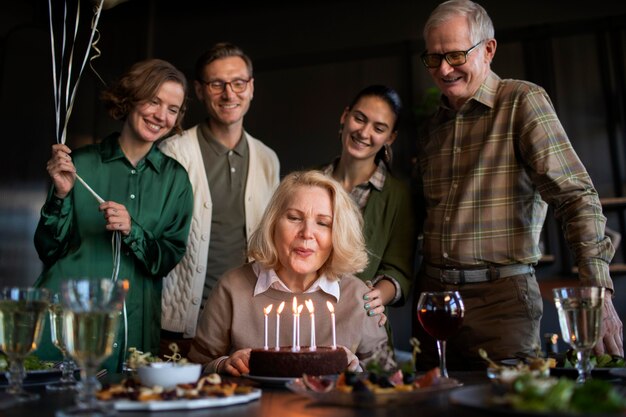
top-left (323, 158), bottom-right (386, 210)
top-left (416, 71), bottom-right (614, 289)
top-left (198, 121), bottom-right (249, 301)
top-left (251, 262), bottom-right (340, 302)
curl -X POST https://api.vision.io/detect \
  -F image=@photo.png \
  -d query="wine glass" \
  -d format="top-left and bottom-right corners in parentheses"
top-left (417, 291), bottom-right (465, 378)
top-left (46, 293), bottom-right (78, 391)
top-left (553, 286), bottom-right (605, 383)
top-left (57, 278), bottom-right (128, 417)
top-left (0, 287), bottom-right (50, 402)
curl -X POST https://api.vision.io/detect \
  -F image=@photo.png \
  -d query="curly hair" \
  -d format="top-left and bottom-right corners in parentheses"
top-left (248, 170), bottom-right (369, 280)
top-left (100, 59), bottom-right (188, 135)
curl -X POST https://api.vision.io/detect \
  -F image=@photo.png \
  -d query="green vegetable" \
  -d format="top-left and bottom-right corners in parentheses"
top-left (0, 353), bottom-right (55, 371)
top-left (505, 374), bottom-right (626, 414)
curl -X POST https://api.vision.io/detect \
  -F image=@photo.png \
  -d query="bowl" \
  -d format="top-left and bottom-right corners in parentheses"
top-left (136, 362), bottom-right (202, 389)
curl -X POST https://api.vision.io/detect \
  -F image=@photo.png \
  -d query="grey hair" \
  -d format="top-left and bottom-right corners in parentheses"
top-left (424, 0), bottom-right (495, 44)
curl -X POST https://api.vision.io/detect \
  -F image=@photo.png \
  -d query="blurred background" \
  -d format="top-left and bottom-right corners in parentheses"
top-left (1, 0), bottom-right (626, 353)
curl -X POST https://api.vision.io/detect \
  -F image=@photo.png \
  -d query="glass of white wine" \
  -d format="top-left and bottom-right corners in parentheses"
top-left (57, 278), bottom-right (128, 417)
top-left (46, 293), bottom-right (78, 391)
top-left (553, 286), bottom-right (605, 383)
top-left (0, 287), bottom-right (50, 402)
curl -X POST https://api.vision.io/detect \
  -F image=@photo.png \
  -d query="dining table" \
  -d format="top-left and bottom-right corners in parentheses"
top-left (0, 370), bottom-right (496, 417)
top-left (3, 368), bottom-right (625, 417)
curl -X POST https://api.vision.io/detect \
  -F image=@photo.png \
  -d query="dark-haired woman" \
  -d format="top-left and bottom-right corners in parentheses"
top-left (323, 85), bottom-right (416, 329)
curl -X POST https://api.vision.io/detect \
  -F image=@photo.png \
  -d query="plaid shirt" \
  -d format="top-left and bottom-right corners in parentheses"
top-left (416, 71), bottom-right (614, 289)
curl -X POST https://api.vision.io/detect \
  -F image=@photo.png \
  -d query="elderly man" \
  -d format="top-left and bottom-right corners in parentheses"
top-left (413, 0), bottom-right (622, 369)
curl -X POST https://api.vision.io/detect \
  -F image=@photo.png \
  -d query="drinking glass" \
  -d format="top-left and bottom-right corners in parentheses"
top-left (46, 294), bottom-right (78, 391)
top-left (553, 286), bottom-right (605, 383)
top-left (417, 291), bottom-right (465, 378)
top-left (57, 278), bottom-right (128, 417)
top-left (0, 287), bottom-right (50, 402)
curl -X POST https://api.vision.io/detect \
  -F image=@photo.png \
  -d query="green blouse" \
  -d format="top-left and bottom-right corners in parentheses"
top-left (34, 134), bottom-right (193, 371)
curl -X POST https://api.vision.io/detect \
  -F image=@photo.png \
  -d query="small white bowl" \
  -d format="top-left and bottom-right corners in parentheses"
top-left (136, 362), bottom-right (202, 389)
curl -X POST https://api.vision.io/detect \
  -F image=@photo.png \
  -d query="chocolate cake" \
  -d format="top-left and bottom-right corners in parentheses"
top-left (248, 346), bottom-right (347, 377)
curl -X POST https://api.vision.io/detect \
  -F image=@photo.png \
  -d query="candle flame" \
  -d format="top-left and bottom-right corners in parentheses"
top-left (326, 300), bottom-right (335, 313)
top-left (297, 304), bottom-right (304, 314)
top-left (264, 304), bottom-right (273, 315)
top-left (305, 299), bottom-right (314, 313)
top-left (292, 296), bottom-right (298, 313)
top-left (277, 301), bottom-right (285, 314)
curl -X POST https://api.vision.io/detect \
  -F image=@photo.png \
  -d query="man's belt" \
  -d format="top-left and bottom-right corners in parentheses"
top-left (425, 264), bottom-right (534, 284)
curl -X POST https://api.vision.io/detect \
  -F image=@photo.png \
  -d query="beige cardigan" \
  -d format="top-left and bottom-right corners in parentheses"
top-left (188, 263), bottom-right (389, 372)
top-left (159, 126), bottom-right (280, 337)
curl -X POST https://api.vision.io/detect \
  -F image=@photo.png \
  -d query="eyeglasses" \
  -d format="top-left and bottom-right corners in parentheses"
top-left (421, 40), bottom-right (483, 69)
top-left (201, 78), bottom-right (251, 94)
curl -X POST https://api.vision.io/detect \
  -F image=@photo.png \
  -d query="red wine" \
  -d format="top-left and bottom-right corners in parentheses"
top-left (418, 308), bottom-right (463, 340)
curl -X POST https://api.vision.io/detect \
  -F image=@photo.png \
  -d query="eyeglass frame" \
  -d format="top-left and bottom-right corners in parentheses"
top-left (200, 78), bottom-right (252, 94)
top-left (420, 40), bottom-right (484, 69)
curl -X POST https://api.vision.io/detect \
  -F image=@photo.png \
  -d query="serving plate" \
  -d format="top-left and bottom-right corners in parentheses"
top-left (112, 388), bottom-right (261, 411)
top-left (450, 384), bottom-right (624, 417)
top-left (0, 368), bottom-right (62, 387)
top-left (286, 377), bottom-right (461, 407)
top-left (242, 374), bottom-right (294, 387)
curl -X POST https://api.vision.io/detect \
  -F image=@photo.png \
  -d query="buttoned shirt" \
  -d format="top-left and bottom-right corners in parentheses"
top-left (252, 262), bottom-right (340, 302)
top-left (416, 71), bottom-right (614, 289)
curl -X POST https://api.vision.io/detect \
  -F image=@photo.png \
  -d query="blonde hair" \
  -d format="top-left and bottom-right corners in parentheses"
top-left (248, 170), bottom-right (368, 280)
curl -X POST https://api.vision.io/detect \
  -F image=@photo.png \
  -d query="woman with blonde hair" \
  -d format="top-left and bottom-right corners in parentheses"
top-left (189, 170), bottom-right (388, 375)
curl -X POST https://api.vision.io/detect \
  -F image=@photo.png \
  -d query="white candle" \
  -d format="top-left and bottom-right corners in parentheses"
top-left (275, 301), bottom-right (285, 350)
top-left (263, 304), bottom-right (273, 350)
top-left (326, 301), bottom-right (336, 349)
top-left (296, 304), bottom-right (304, 351)
top-left (305, 299), bottom-right (316, 350)
top-left (292, 297), bottom-right (298, 352)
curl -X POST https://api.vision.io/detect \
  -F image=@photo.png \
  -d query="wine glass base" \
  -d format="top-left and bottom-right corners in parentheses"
top-left (46, 382), bottom-right (78, 391)
top-left (55, 404), bottom-right (116, 417)
top-left (6, 390), bottom-right (40, 403)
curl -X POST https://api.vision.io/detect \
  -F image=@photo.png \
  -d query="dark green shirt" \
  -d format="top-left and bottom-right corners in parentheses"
top-left (34, 134), bottom-right (193, 371)
top-left (197, 123), bottom-right (248, 303)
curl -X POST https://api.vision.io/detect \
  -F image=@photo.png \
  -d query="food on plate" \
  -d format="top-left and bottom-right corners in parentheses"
top-left (125, 343), bottom-right (188, 370)
top-left (0, 353), bottom-right (55, 371)
top-left (493, 373), bottom-right (626, 414)
top-left (480, 348), bottom-right (554, 385)
top-left (248, 346), bottom-right (347, 378)
top-left (300, 366), bottom-right (453, 395)
top-left (96, 373), bottom-right (254, 402)
top-left (558, 349), bottom-right (625, 369)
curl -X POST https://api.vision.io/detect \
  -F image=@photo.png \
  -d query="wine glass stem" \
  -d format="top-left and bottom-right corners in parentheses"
top-left (60, 354), bottom-right (77, 384)
top-left (6, 358), bottom-right (26, 395)
top-left (576, 349), bottom-right (592, 383)
top-left (437, 339), bottom-right (448, 378)
top-left (77, 366), bottom-right (102, 409)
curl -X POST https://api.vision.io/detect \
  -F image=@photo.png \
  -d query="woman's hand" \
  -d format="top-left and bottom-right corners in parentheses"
top-left (99, 201), bottom-right (132, 236)
top-left (46, 144), bottom-right (76, 199)
top-left (339, 346), bottom-right (361, 372)
top-left (363, 278), bottom-right (395, 326)
top-left (218, 348), bottom-right (251, 376)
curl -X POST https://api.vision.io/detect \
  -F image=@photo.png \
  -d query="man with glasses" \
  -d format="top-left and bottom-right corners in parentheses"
top-left (159, 42), bottom-right (279, 356)
top-left (413, 0), bottom-right (622, 369)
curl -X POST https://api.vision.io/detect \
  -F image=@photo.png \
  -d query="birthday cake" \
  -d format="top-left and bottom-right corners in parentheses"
top-left (248, 346), bottom-right (347, 377)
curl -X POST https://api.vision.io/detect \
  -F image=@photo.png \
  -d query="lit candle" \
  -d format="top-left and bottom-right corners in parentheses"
top-left (326, 301), bottom-right (336, 349)
top-left (275, 301), bottom-right (285, 350)
top-left (305, 299), bottom-right (316, 351)
top-left (292, 297), bottom-right (298, 352)
top-left (296, 304), bottom-right (303, 351)
top-left (263, 304), bottom-right (273, 350)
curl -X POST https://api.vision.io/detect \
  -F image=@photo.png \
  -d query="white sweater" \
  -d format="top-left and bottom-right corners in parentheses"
top-left (159, 126), bottom-right (280, 337)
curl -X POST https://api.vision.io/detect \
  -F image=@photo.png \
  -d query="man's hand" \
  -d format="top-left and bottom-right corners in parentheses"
top-left (594, 295), bottom-right (624, 356)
